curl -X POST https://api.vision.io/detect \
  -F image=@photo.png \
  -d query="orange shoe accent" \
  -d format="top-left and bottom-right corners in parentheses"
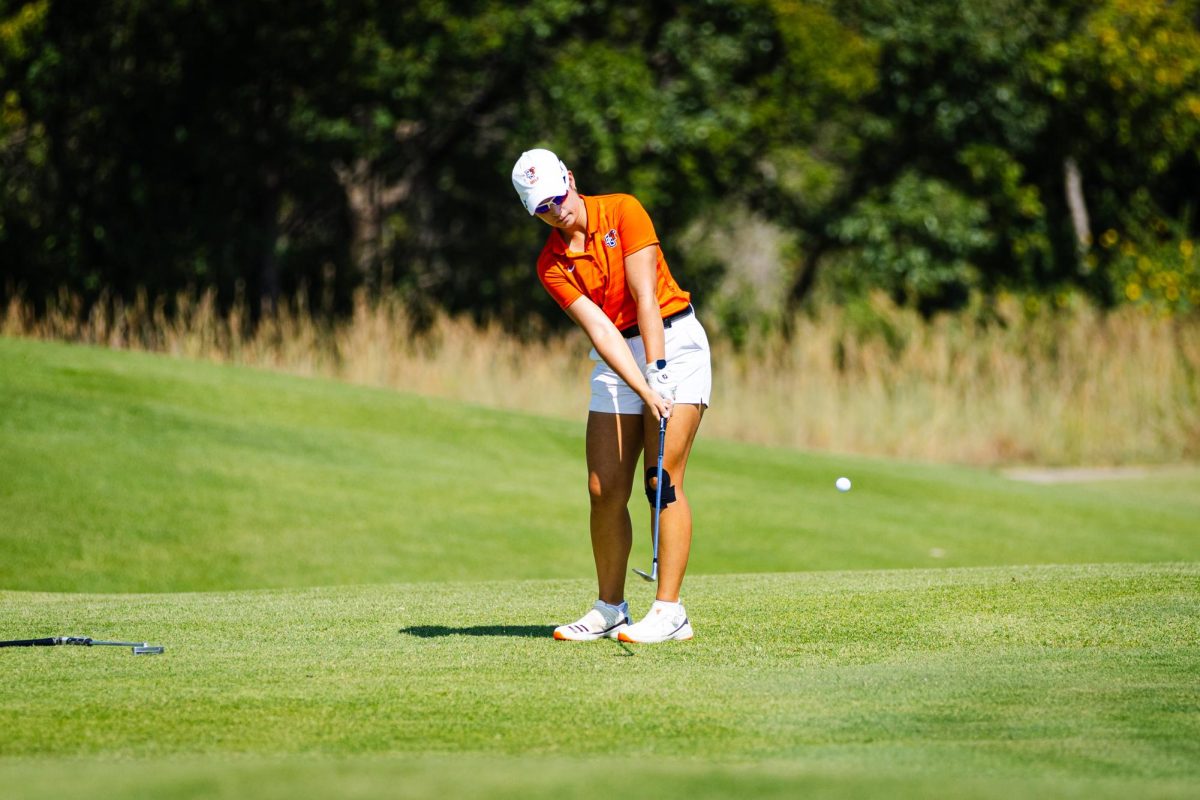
top-left (617, 631), bottom-right (634, 643)
top-left (554, 630), bottom-right (569, 640)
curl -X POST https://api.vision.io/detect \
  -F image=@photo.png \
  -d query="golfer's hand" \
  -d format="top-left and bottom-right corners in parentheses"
top-left (643, 360), bottom-right (678, 402)
top-left (642, 360), bottom-right (675, 420)
top-left (645, 392), bottom-right (673, 421)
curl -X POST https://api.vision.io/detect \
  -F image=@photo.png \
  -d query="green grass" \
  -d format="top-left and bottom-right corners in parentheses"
top-left (1, 336), bottom-right (1198, 798)
top-left (1, 337), bottom-right (1197, 593)
top-left (1, 565), bottom-right (1197, 798)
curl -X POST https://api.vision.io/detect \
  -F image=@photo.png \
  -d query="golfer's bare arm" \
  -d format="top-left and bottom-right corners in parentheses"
top-left (564, 296), bottom-right (658, 407)
top-left (624, 245), bottom-right (665, 367)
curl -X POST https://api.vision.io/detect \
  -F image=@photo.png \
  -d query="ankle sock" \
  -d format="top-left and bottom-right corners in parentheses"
top-left (597, 600), bottom-right (628, 620)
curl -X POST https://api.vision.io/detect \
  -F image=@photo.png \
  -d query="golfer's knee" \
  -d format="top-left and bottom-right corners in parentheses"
top-left (644, 467), bottom-right (678, 508)
top-left (588, 472), bottom-right (630, 508)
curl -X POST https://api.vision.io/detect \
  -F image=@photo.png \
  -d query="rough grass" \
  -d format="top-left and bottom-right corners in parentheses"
top-left (1, 336), bottom-right (1197, 593)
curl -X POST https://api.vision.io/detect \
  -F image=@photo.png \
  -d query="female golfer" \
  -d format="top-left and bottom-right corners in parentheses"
top-left (511, 148), bottom-right (712, 644)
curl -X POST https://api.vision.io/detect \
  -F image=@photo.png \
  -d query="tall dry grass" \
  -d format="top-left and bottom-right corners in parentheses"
top-left (4, 289), bottom-right (1198, 466)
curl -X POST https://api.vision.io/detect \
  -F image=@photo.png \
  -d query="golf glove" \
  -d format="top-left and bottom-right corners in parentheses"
top-left (643, 359), bottom-right (677, 401)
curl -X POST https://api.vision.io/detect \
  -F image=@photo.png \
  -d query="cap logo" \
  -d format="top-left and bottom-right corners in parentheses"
top-left (524, 167), bottom-right (538, 184)
top-left (604, 229), bottom-right (618, 248)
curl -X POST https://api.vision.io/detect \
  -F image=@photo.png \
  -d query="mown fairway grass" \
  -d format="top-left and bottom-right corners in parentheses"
top-left (1, 566), bottom-right (1197, 799)
top-left (1, 336), bottom-right (1198, 798)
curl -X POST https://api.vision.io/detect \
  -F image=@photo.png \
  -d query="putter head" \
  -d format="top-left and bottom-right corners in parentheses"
top-left (132, 645), bottom-right (164, 655)
top-left (632, 567), bottom-right (657, 582)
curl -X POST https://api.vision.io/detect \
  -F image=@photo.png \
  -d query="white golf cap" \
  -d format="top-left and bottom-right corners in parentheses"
top-left (511, 148), bottom-right (569, 215)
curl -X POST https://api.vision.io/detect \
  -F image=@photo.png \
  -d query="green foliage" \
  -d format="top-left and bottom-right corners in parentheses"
top-left (839, 0), bottom-right (1058, 151)
top-left (0, 0), bottom-right (1197, 324)
top-left (0, 1), bottom-right (49, 245)
top-left (957, 145), bottom-right (1052, 282)
top-left (831, 172), bottom-right (992, 308)
top-left (1102, 222), bottom-right (1200, 316)
top-left (813, 0), bottom-right (1084, 305)
top-left (1025, 0), bottom-right (1200, 309)
top-left (807, 0), bottom-right (1199, 311)
top-left (772, 0), bottom-right (878, 103)
top-left (539, 41), bottom-right (661, 187)
top-left (1033, 0), bottom-right (1200, 182)
top-left (1, 0), bottom-right (373, 303)
top-left (755, 1), bottom-right (877, 224)
top-left (0, 1), bottom-right (46, 71)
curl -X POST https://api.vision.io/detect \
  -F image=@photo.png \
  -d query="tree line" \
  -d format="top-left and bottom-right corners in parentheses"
top-left (1, 0), bottom-right (1197, 331)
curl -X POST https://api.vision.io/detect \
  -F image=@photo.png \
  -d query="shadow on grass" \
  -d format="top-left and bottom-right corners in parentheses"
top-left (399, 625), bottom-right (556, 639)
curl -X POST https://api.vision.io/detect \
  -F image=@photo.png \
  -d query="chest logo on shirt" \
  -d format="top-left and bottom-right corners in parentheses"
top-left (565, 263), bottom-right (575, 273)
top-left (604, 229), bottom-right (618, 248)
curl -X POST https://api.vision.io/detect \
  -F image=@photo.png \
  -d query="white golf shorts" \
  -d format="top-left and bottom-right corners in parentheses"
top-left (589, 311), bottom-right (712, 414)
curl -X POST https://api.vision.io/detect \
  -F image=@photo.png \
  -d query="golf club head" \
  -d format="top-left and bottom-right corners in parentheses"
top-left (132, 645), bottom-right (164, 655)
top-left (632, 566), bottom-right (657, 582)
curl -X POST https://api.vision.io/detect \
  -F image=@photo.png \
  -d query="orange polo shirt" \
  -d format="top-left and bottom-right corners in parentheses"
top-left (536, 193), bottom-right (690, 332)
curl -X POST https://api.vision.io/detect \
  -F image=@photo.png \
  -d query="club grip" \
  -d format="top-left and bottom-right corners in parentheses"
top-left (0, 637), bottom-right (61, 647)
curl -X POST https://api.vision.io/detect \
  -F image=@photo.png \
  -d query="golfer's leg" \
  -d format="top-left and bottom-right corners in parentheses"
top-left (586, 411), bottom-right (643, 605)
top-left (645, 404), bottom-right (704, 603)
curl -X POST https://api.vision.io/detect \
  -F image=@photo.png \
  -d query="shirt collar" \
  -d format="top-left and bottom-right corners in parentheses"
top-left (549, 194), bottom-right (597, 254)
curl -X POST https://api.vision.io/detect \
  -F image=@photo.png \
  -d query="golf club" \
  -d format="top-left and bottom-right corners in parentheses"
top-left (0, 636), bottom-right (164, 655)
top-left (633, 414), bottom-right (668, 582)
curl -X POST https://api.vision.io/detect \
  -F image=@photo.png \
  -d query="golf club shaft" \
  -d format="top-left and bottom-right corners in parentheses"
top-left (633, 415), bottom-right (669, 582)
top-left (650, 415), bottom-right (667, 579)
top-left (0, 636), bottom-right (149, 648)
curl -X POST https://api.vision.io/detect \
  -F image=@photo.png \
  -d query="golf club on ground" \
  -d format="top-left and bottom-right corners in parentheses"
top-left (0, 636), bottom-right (164, 655)
top-left (633, 414), bottom-right (668, 582)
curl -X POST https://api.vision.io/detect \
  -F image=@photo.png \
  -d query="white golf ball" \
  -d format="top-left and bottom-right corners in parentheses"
top-left (835, 476), bottom-right (852, 492)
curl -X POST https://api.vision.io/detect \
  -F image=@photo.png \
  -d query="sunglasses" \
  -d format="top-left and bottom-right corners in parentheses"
top-left (534, 193), bottom-right (568, 214)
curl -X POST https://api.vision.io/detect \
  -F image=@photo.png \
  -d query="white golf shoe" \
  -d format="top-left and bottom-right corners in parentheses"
top-left (553, 601), bottom-right (630, 641)
top-left (617, 600), bottom-right (693, 643)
